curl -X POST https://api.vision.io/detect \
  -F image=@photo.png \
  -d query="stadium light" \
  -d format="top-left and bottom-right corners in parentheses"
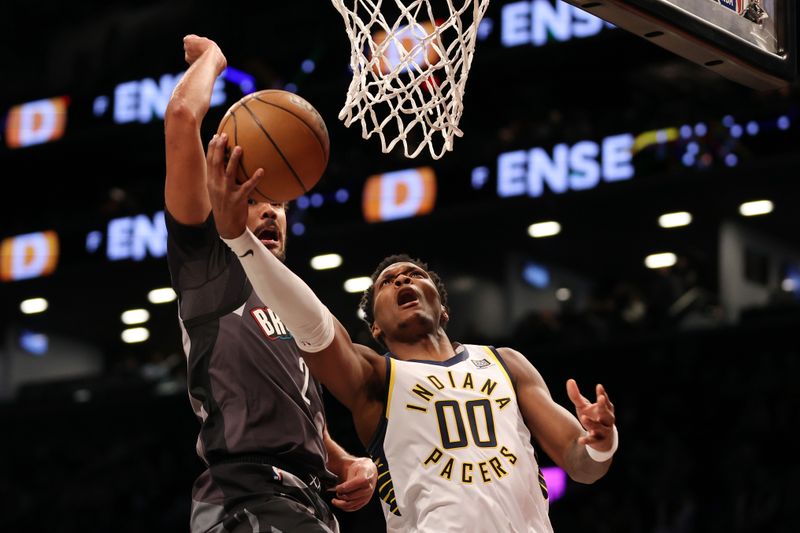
top-left (528, 221), bottom-right (561, 238)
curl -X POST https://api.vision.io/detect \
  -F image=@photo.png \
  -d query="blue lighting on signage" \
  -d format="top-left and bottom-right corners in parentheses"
top-left (477, 18), bottom-right (494, 41)
top-left (500, 0), bottom-right (613, 48)
top-left (222, 66), bottom-right (257, 94)
top-left (86, 230), bottom-right (103, 253)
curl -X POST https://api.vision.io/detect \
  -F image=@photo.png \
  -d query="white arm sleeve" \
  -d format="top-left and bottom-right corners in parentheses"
top-left (221, 228), bottom-right (335, 353)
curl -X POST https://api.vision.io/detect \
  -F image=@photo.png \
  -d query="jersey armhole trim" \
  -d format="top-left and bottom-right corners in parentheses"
top-left (481, 345), bottom-right (516, 392)
top-left (384, 355), bottom-right (396, 419)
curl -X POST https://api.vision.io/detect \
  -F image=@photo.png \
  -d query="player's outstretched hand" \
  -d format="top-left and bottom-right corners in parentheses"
top-left (206, 132), bottom-right (264, 239)
top-left (183, 34), bottom-right (226, 70)
top-left (331, 457), bottom-right (378, 512)
top-left (566, 379), bottom-right (616, 452)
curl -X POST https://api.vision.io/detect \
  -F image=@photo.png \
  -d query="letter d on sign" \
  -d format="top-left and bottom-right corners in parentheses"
top-left (5, 97), bottom-right (69, 148)
top-left (363, 167), bottom-right (437, 223)
top-left (0, 231), bottom-right (60, 282)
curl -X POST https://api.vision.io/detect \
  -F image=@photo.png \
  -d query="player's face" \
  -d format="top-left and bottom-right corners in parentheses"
top-left (371, 261), bottom-right (446, 343)
top-left (246, 199), bottom-right (287, 261)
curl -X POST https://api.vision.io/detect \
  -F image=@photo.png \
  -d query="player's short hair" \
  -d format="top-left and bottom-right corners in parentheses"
top-left (359, 254), bottom-right (449, 346)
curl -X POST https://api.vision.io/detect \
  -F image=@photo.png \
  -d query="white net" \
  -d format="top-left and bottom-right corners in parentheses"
top-left (331, 0), bottom-right (490, 159)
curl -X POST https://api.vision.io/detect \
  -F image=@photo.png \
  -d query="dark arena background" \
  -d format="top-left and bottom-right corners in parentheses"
top-left (2, 1), bottom-right (799, 531)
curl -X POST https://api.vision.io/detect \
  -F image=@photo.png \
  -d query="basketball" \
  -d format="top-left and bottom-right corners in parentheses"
top-left (216, 89), bottom-right (330, 202)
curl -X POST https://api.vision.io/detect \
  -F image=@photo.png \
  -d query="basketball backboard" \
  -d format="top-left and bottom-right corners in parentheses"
top-left (561, 0), bottom-right (796, 89)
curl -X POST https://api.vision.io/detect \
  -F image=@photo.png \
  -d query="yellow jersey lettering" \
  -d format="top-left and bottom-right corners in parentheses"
top-left (480, 378), bottom-right (497, 396)
top-left (478, 461), bottom-right (492, 483)
top-left (463, 372), bottom-right (474, 390)
top-left (495, 397), bottom-right (511, 410)
top-left (500, 446), bottom-right (517, 464)
top-left (427, 375), bottom-right (445, 390)
top-left (440, 457), bottom-right (454, 480)
top-left (424, 447), bottom-right (443, 466)
top-left (412, 383), bottom-right (435, 402)
top-left (461, 462), bottom-right (474, 483)
top-left (423, 449), bottom-right (517, 484)
top-left (489, 457), bottom-right (508, 478)
top-left (447, 370), bottom-right (456, 387)
top-left (406, 403), bottom-right (427, 412)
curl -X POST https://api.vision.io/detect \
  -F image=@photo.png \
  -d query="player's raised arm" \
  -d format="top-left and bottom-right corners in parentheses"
top-left (205, 133), bottom-right (385, 442)
top-left (164, 34), bottom-right (226, 225)
top-left (497, 347), bottom-right (617, 484)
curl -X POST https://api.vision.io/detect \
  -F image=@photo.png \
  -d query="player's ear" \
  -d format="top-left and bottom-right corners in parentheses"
top-left (440, 306), bottom-right (449, 326)
top-left (371, 322), bottom-right (382, 341)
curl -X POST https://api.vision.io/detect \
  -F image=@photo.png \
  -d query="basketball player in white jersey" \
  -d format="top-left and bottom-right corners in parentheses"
top-left (205, 133), bottom-right (619, 532)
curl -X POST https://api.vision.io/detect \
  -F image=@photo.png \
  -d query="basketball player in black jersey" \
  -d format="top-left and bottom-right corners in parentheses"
top-left (164, 34), bottom-right (377, 533)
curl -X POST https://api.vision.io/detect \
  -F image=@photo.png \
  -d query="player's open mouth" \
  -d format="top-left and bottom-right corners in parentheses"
top-left (257, 227), bottom-right (280, 246)
top-left (397, 287), bottom-right (419, 308)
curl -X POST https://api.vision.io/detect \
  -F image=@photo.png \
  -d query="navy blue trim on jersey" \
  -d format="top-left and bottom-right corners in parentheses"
top-left (366, 416), bottom-right (388, 461)
top-left (487, 345), bottom-right (517, 391)
top-left (366, 357), bottom-right (401, 517)
top-left (366, 353), bottom-right (393, 456)
top-left (387, 349), bottom-right (468, 367)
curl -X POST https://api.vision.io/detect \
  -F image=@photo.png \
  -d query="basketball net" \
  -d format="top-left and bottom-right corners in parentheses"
top-left (331, 0), bottom-right (490, 159)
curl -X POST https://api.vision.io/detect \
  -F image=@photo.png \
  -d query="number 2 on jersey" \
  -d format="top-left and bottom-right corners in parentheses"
top-left (299, 357), bottom-right (311, 405)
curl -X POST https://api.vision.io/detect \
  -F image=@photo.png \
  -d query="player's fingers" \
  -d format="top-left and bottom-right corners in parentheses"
top-left (335, 475), bottom-right (372, 495)
top-left (596, 384), bottom-right (613, 409)
top-left (598, 386), bottom-right (614, 412)
top-left (206, 134), bottom-right (219, 168)
top-left (224, 144), bottom-right (242, 186)
top-left (331, 498), bottom-right (352, 510)
top-left (580, 415), bottom-right (610, 433)
top-left (596, 397), bottom-right (616, 425)
top-left (332, 497), bottom-right (363, 512)
top-left (567, 379), bottom-right (589, 408)
top-left (207, 136), bottom-right (228, 186)
top-left (334, 480), bottom-right (358, 494)
top-left (240, 168), bottom-right (263, 198)
top-left (584, 403), bottom-right (615, 427)
top-left (336, 485), bottom-right (373, 502)
top-left (583, 427), bottom-right (613, 448)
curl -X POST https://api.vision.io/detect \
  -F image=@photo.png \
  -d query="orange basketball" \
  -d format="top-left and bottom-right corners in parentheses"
top-left (216, 90), bottom-right (330, 202)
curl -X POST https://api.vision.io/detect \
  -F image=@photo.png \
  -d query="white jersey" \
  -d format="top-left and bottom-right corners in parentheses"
top-left (368, 344), bottom-right (554, 533)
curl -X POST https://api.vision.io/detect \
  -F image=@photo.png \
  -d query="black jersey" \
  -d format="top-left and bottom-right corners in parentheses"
top-left (165, 210), bottom-right (333, 506)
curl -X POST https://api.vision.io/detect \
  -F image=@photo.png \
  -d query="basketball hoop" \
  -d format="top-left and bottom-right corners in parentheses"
top-left (331, 0), bottom-right (490, 159)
